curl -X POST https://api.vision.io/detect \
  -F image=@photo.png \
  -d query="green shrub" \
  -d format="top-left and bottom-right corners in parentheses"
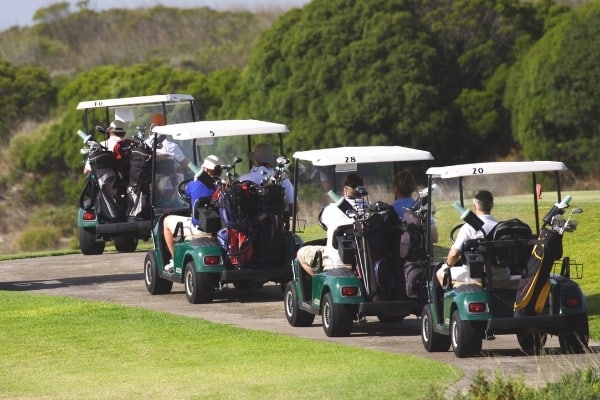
top-left (16, 225), bottom-right (61, 251)
top-left (429, 367), bottom-right (600, 400)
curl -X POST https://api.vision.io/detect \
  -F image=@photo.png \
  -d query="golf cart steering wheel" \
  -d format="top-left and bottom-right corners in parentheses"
top-left (177, 179), bottom-right (192, 205)
top-left (450, 223), bottom-right (464, 244)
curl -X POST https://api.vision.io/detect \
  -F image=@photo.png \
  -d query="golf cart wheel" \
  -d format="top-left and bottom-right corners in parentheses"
top-left (284, 281), bottom-right (315, 327)
top-left (114, 236), bottom-right (138, 253)
top-left (321, 291), bottom-right (354, 337)
top-left (421, 304), bottom-right (450, 352)
top-left (184, 261), bottom-right (216, 304)
top-left (79, 227), bottom-right (105, 255)
top-left (559, 315), bottom-right (589, 354)
top-left (144, 251), bottom-right (173, 295)
top-left (450, 310), bottom-right (482, 357)
top-left (516, 332), bottom-right (547, 355)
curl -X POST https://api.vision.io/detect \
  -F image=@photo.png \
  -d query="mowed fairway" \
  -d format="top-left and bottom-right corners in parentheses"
top-left (0, 292), bottom-right (458, 399)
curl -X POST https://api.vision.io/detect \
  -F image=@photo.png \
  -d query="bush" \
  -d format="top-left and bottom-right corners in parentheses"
top-left (428, 367), bottom-right (600, 400)
top-left (16, 226), bottom-right (61, 252)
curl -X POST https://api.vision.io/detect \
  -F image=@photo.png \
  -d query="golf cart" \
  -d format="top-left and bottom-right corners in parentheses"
top-left (77, 94), bottom-right (197, 255)
top-left (143, 119), bottom-right (301, 304)
top-left (284, 146), bottom-right (434, 337)
top-left (420, 161), bottom-right (589, 357)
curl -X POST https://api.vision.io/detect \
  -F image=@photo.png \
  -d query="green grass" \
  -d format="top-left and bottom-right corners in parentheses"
top-left (0, 292), bottom-right (459, 400)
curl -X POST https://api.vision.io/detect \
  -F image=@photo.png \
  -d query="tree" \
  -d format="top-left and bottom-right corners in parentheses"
top-left (232, 0), bottom-right (547, 164)
top-left (505, 3), bottom-right (600, 175)
top-left (0, 60), bottom-right (56, 143)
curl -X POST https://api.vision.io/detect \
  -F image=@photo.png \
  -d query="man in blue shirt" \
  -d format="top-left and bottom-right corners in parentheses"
top-left (393, 169), bottom-right (438, 243)
top-left (162, 155), bottom-right (222, 272)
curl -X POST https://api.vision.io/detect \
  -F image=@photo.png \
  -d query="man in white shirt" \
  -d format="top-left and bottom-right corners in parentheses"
top-left (239, 143), bottom-right (294, 209)
top-left (296, 173), bottom-right (367, 276)
top-left (437, 190), bottom-right (497, 285)
top-left (82, 119), bottom-right (126, 174)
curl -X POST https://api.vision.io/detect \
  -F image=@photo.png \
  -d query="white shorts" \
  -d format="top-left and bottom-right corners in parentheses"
top-left (445, 264), bottom-right (511, 286)
top-left (165, 215), bottom-right (211, 238)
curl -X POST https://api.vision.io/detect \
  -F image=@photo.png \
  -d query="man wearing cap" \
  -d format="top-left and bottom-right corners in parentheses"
top-left (239, 143), bottom-right (294, 209)
top-left (146, 113), bottom-right (190, 170)
top-left (297, 173), bottom-right (367, 276)
top-left (437, 190), bottom-right (497, 286)
top-left (82, 119), bottom-right (126, 174)
top-left (162, 155), bottom-right (222, 272)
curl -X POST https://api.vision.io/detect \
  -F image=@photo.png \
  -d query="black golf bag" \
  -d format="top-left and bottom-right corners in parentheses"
top-left (514, 228), bottom-right (562, 315)
top-left (125, 143), bottom-right (152, 220)
top-left (80, 146), bottom-right (126, 222)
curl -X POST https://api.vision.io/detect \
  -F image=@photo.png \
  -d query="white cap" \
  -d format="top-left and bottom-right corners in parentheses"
top-left (195, 155), bottom-right (222, 179)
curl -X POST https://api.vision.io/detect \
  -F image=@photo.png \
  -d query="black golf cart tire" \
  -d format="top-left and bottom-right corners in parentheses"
top-left (559, 315), bottom-right (589, 354)
top-left (450, 310), bottom-right (482, 357)
top-left (421, 304), bottom-right (451, 352)
top-left (516, 332), bottom-right (547, 355)
top-left (322, 291), bottom-right (354, 337)
top-left (184, 261), bottom-right (216, 304)
top-left (144, 251), bottom-right (173, 295)
top-left (114, 236), bottom-right (138, 253)
top-left (79, 227), bottom-right (105, 255)
top-left (284, 281), bottom-right (315, 327)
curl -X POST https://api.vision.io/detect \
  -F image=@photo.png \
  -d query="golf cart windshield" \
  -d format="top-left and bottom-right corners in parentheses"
top-left (150, 119), bottom-right (289, 214)
top-left (426, 160), bottom-right (568, 263)
top-left (292, 146), bottom-right (434, 237)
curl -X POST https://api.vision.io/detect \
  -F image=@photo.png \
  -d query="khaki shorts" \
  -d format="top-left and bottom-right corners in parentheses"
top-left (297, 245), bottom-right (351, 271)
top-left (297, 245), bottom-right (326, 269)
top-left (165, 215), bottom-right (212, 238)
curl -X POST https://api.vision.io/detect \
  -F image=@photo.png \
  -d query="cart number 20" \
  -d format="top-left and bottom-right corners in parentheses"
top-left (472, 167), bottom-right (484, 175)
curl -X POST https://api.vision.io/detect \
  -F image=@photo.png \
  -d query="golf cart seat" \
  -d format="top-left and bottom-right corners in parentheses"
top-left (486, 219), bottom-right (533, 274)
top-left (461, 219), bottom-right (534, 289)
top-left (192, 196), bottom-right (221, 234)
top-left (333, 224), bottom-right (356, 265)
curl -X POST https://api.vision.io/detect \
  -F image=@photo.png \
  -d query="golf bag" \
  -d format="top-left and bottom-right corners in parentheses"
top-left (514, 198), bottom-right (572, 316)
top-left (80, 146), bottom-right (126, 222)
top-left (359, 201), bottom-right (404, 299)
top-left (125, 143), bottom-right (152, 220)
top-left (217, 181), bottom-right (259, 267)
top-left (514, 228), bottom-right (562, 315)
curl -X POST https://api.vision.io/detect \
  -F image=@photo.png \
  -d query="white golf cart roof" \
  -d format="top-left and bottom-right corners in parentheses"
top-left (151, 119), bottom-right (289, 140)
top-left (76, 94), bottom-right (195, 110)
top-left (427, 161), bottom-right (567, 179)
top-left (293, 146), bottom-right (434, 166)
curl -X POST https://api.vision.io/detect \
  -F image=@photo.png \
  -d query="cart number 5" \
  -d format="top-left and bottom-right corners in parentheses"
top-left (472, 167), bottom-right (484, 175)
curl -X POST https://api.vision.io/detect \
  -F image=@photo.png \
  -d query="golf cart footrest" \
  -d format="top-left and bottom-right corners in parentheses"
top-left (487, 315), bottom-right (566, 332)
top-left (96, 220), bottom-right (151, 235)
top-left (221, 268), bottom-right (291, 282)
top-left (359, 300), bottom-right (419, 316)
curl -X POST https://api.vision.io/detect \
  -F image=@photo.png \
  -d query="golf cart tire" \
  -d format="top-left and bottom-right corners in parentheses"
top-left (184, 261), bottom-right (216, 304)
top-left (144, 251), bottom-right (173, 295)
top-left (421, 304), bottom-right (450, 352)
top-left (322, 291), bottom-right (354, 337)
top-left (114, 235), bottom-right (138, 253)
top-left (284, 281), bottom-right (315, 327)
top-left (79, 227), bottom-right (105, 255)
top-left (559, 315), bottom-right (589, 354)
top-left (450, 310), bottom-right (482, 357)
top-left (516, 332), bottom-right (547, 355)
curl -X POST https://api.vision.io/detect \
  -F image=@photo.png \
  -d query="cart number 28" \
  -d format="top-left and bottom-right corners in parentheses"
top-left (345, 156), bottom-right (356, 163)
